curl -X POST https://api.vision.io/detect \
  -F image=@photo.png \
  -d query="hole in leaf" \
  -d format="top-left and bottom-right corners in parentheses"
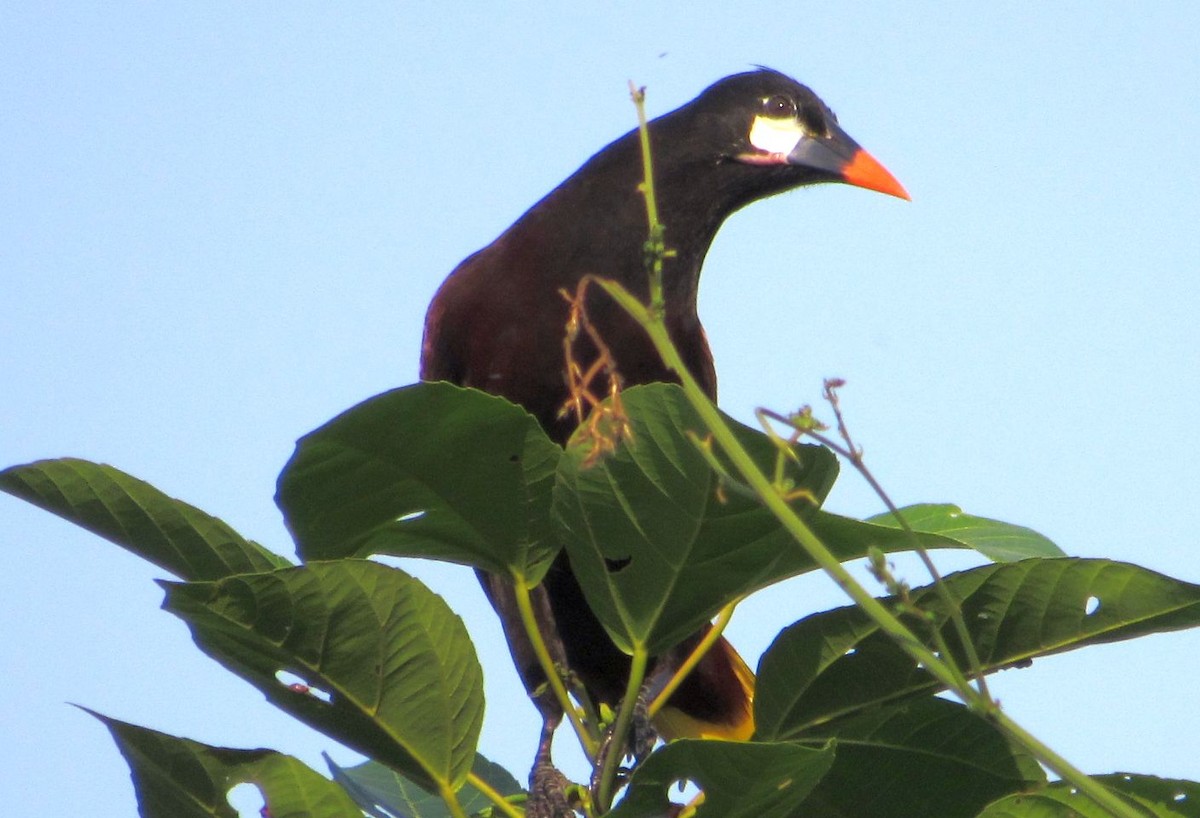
top-left (1084, 596), bottom-right (1100, 616)
top-left (396, 510), bottom-right (425, 523)
top-left (509, 453), bottom-right (521, 463)
top-left (604, 556), bottom-right (632, 573)
top-left (275, 670), bottom-right (332, 703)
top-left (843, 647), bottom-right (857, 657)
top-left (1174, 792), bottom-right (1187, 802)
top-left (669, 777), bottom-right (703, 801)
top-left (227, 783), bottom-right (265, 817)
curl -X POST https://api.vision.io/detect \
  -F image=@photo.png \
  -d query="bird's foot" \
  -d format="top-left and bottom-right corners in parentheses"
top-left (527, 756), bottom-right (575, 818)
top-left (631, 682), bottom-right (660, 763)
top-left (587, 690), bottom-right (661, 802)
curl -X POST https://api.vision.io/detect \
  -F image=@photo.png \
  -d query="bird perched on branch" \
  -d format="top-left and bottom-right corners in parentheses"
top-left (421, 67), bottom-right (907, 809)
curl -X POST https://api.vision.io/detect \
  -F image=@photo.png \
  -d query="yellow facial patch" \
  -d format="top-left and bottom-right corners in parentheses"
top-left (748, 114), bottom-right (808, 156)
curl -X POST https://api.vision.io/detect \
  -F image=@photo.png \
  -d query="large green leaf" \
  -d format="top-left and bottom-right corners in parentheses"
top-left (162, 561), bottom-right (484, 792)
top-left (0, 458), bottom-right (288, 580)
top-left (608, 739), bottom-right (836, 818)
top-left (792, 697), bottom-right (1045, 818)
top-left (864, 503), bottom-right (1064, 561)
top-left (553, 383), bottom-right (838, 653)
top-left (757, 558), bottom-right (1200, 739)
top-left (87, 708), bottom-right (360, 818)
top-left (326, 753), bottom-right (523, 818)
top-left (803, 503), bottom-right (1061, 577)
top-left (1091, 775), bottom-right (1200, 818)
top-left (277, 382), bottom-right (561, 581)
top-left (977, 775), bottom-right (1200, 818)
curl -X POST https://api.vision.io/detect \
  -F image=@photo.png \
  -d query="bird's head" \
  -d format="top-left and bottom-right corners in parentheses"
top-left (672, 68), bottom-right (909, 202)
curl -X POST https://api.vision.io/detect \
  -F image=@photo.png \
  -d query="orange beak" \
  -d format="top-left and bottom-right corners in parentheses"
top-left (776, 116), bottom-right (910, 201)
top-left (843, 147), bottom-right (910, 200)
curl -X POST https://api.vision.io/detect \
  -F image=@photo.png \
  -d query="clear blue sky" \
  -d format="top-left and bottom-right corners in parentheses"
top-left (3, 4), bottom-right (1198, 815)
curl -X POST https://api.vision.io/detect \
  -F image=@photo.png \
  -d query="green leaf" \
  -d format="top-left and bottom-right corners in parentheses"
top-left (864, 503), bottom-right (1065, 561)
top-left (162, 561), bottom-right (484, 792)
top-left (0, 458), bottom-right (288, 580)
top-left (277, 382), bottom-right (561, 581)
top-left (757, 558), bottom-right (1200, 738)
top-left (1093, 775), bottom-right (1200, 818)
top-left (608, 739), bottom-right (836, 818)
top-left (327, 753), bottom-right (523, 818)
top-left (553, 383), bottom-right (838, 653)
top-left (795, 697), bottom-right (1044, 818)
top-left (86, 708), bottom-right (360, 818)
top-left (977, 775), bottom-right (1200, 818)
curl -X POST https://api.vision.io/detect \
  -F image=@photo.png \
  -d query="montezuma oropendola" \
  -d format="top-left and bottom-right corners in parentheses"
top-left (420, 67), bottom-right (907, 788)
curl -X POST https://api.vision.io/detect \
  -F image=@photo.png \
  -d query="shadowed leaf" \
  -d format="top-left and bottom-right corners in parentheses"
top-left (608, 738), bottom-right (835, 818)
top-left (0, 458), bottom-right (288, 580)
top-left (554, 383), bottom-right (838, 653)
top-left (977, 774), bottom-right (1200, 817)
top-left (278, 382), bottom-right (561, 582)
top-left (327, 753), bottom-right (523, 818)
top-left (758, 558), bottom-right (1200, 738)
top-left (163, 561), bottom-right (483, 792)
top-left (86, 709), bottom-right (360, 818)
top-left (794, 697), bottom-right (1044, 818)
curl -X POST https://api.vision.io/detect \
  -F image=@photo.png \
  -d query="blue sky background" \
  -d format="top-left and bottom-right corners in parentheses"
top-left (3, 4), bottom-right (1198, 815)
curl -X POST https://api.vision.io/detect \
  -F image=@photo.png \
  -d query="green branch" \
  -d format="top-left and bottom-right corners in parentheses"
top-left (466, 771), bottom-right (524, 818)
top-left (437, 781), bottom-right (470, 818)
top-left (596, 646), bottom-right (649, 811)
top-left (647, 600), bottom-right (740, 720)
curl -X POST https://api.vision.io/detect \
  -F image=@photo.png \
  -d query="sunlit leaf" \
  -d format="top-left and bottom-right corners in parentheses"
top-left (864, 503), bottom-right (1064, 561)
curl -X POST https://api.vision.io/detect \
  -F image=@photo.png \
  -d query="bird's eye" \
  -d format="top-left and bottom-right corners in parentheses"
top-left (762, 95), bottom-right (797, 119)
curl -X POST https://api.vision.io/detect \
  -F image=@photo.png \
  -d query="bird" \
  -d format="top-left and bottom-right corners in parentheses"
top-left (420, 67), bottom-right (907, 806)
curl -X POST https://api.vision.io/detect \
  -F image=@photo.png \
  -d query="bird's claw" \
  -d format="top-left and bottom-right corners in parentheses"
top-left (528, 755), bottom-right (575, 818)
top-left (631, 683), bottom-right (659, 763)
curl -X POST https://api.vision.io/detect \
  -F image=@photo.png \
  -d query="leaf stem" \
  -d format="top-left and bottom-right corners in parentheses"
top-left (466, 771), bottom-right (524, 818)
top-left (798, 398), bottom-right (992, 700)
top-left (762, 404), bottom-right (991, 700)
top-left (647, 601), bottom-right (740, 719)
top-left (513, 575), bottom-right (599, 759)
top-left (629, 81), bottom-right (666, 315)
top-left (438, 781), bottom-right (470, 818)
top-left (596, 646), bottom-right (649, 811)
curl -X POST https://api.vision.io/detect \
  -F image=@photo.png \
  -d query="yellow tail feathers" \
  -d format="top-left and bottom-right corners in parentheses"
top-left (652, 639), bottom-right (755, 742)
